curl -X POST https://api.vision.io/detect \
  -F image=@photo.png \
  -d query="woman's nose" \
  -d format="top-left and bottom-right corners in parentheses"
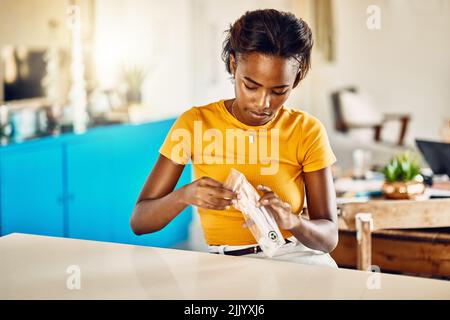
top-left (256, 93), bottom-right (270, 110)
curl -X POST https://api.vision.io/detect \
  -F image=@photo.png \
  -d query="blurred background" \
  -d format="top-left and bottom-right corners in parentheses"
top-left (0, 0), bottom-right (449, 278)
top-left (1, 0), bottom-right (449, 160)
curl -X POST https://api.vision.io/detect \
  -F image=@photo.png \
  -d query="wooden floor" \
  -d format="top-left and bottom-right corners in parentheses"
top-left (331, 228), bottom-right (450, 279)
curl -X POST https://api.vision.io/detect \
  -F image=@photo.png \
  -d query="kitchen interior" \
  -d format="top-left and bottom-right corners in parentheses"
top-left (1, 0), bottom-right (450, 299)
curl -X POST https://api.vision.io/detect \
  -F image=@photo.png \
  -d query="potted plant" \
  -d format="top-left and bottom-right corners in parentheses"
top-left (381, 151), bottom-right (426, 200)
top-left (121, 64), bottom-right (147, 104)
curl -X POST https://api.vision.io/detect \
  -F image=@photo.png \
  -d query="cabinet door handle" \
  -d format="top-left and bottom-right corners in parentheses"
top-left (57, 195), bottom-right (74, 203)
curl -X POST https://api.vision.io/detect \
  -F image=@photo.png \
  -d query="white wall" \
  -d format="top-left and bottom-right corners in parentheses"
top-left (94, 0), bottom-right (450, 142)
top-left (0, 0), bottom-right (94, 48)
top-left (309, 0), bottom-right (450, 144)
top-left (1, 0), bottom-right (69, 48)
top-left (95, 0), bottom-right (194, 119)
top-left (94, 0), bottom-right (309, 119)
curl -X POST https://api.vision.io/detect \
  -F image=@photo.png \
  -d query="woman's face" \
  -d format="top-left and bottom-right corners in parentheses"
top-left (230, 52), bottom-right (300, 126)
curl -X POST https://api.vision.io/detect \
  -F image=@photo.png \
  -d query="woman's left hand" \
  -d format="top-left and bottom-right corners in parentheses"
top-left (255, 185), bottom-right (300, 230)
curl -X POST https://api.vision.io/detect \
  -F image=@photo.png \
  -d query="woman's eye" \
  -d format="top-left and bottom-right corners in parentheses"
top-left (273, 90), bottom-right (288, 96)
top-left (244, 83), bottom-right (258, 91)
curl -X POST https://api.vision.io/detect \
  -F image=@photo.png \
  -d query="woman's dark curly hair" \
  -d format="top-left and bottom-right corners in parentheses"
top-left (222, 9), bottom-right (313, 82)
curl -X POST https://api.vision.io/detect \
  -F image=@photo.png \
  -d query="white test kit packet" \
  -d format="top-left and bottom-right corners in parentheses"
top-left (224, 168), bottom-right (285, 257)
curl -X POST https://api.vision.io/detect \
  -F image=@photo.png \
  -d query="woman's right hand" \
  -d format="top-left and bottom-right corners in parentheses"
top-left (181, 177), bottom-right (240, 210)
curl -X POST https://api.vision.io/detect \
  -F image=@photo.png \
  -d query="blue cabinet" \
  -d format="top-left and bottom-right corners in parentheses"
top-left (111, 121), bottom-right (192, 247)
top-left (0, 142), bottom-right (65, 237)
top-left (66, 135), bottom-right (115, 242)
top-left (0, 120), bottom-right (193, 248)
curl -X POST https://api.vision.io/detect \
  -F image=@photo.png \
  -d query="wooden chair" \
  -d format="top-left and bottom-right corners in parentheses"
top-left (338, 199), bottom-right (450, 271)
top-left (331, 87), bottom-right (411, 146)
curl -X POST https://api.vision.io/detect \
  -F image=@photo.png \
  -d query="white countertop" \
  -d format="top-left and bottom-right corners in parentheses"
top-left (0, 233), bottom-right (449, 299)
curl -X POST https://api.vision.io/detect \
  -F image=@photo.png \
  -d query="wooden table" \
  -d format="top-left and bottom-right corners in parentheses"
top-left (331, 199), bottom-right (450, 278)
top-left (0, 233), bottom-right (449, 299)
top-left (332, 227), bottom-right (450, 278)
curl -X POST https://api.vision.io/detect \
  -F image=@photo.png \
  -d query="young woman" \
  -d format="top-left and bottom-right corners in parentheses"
top-left (130, 9), bottom-right (338, 267)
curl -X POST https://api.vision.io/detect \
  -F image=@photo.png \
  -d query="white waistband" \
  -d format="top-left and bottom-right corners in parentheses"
top-left (208, 237), bottom-right (297, 254)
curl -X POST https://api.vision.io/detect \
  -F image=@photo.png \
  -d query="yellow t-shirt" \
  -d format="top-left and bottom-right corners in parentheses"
top-left (159, 99), bottom-right (336, 245)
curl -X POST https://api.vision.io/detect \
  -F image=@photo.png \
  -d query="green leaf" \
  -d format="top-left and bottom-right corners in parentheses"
top-left (382, 151), bottom-right (422, 182)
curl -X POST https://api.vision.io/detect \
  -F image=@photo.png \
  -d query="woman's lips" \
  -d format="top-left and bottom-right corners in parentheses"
top-left (249, 110), bottom-right (271, 119)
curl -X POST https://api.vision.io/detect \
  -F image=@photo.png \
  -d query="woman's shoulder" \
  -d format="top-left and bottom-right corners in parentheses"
top-left (178, 100), bottom-right (224, 120)
top-left (281, 106), bottom-right (325, 129)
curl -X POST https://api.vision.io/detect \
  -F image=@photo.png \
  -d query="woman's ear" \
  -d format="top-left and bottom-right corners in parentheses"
top-left (229, 53), bottom-right (237, 77)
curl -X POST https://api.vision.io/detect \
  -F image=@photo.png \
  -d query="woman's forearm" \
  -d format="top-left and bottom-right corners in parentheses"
top-left (130, 186), bottom-right (189, 235)
top-left (288, 216), bottom-right (338, 253)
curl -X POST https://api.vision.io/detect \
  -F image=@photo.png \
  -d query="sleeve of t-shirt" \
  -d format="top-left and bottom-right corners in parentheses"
top-left (297, 114), bottom-right (337, 172)
top-left (159, 107), bottom-right (197, 165)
